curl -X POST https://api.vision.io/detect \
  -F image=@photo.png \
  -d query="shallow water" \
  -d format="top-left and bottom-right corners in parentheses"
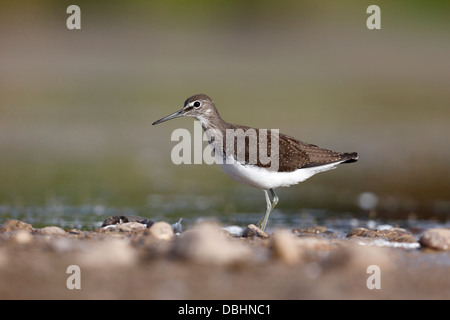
top-left (1, 196), bottom-right (448, 236)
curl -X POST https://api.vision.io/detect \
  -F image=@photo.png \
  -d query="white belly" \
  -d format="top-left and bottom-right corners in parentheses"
top-left (219, 156), bottom-right (342, 190)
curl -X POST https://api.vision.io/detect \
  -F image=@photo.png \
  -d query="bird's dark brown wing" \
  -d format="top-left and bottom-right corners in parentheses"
top-left (219, 124), bottom-right (358, 172)
top-left (277, 134), bottom-right (358, 171)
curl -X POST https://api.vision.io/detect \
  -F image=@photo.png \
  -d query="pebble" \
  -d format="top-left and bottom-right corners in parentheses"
top-left (100, 222), bottom-right (148, 233)
top-left (271, 231), bottom-right (300, 264)
top-left (419, 228), bottom-right (450, 251)
top-left (149, 221), bottom-right (174, 241)
top-left (293, 226), bottom-right (328, 234)
top-left (171, 223), bottom-right (251, 265)
top-left (293, 226), bottom-right (337, 239)
top-left (242, 224), bottom-right (269, 239)
top-left (347, 227), bottom-right (416, 243)
top-left (101, 215), bottom-right (153, 228)
top-left (14, 230), bottom-right (33, 244)
top-left (0, 219), bottom-right (33, 233)
top-left (34, 226), bottom-right (66, 236)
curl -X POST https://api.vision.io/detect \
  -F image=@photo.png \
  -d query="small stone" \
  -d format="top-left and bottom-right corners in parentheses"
top-left (171, 223), bottom-right (251, 265)
top-left (101, 215), bottom-right (153, 228)
top-left (271, 231), bottom-right (300, 264)
top-left (419, 228), bottom-right (450, 251)
top-left (149, 221), bottom-right (174, 241)
top-left (242, 224), bottom-right (269, 239)
top-left (0, 219), bottom-right (33, 233)
top-left (347, 227), bottom-right (416, 243)
top-left (293, 226), bottom-right (328, 234)
top-left (34, 226), bottom-right (66, 236)
top-left (293, 226), bottom-right (337, 239)
top-left (348, 227), bottom-right (374, 238)
top-left (14, 230), bottom-right (33, 244)
top-left (383, 228), bottom-right (416, 243)
top-left (100, 222), bottom-right (148, 233)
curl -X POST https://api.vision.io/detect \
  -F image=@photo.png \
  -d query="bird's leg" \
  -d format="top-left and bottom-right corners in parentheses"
top-left (269, 188), bottom-right (279, 209)
top-left (256, 190), bottom-right (271, 230)
top-left (257, 189), bottom-right (277, 232)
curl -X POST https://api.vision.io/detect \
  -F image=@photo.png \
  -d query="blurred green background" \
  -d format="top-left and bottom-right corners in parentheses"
top-left (1, 0), bottom-right (449, 228)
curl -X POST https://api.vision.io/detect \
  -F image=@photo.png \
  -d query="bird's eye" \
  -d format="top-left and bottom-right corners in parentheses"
top-left (193, 101), bottom-right (201, 108)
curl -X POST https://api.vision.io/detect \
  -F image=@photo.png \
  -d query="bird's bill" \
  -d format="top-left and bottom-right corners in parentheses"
top-left (152, 109), bottom-right (184, 125)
